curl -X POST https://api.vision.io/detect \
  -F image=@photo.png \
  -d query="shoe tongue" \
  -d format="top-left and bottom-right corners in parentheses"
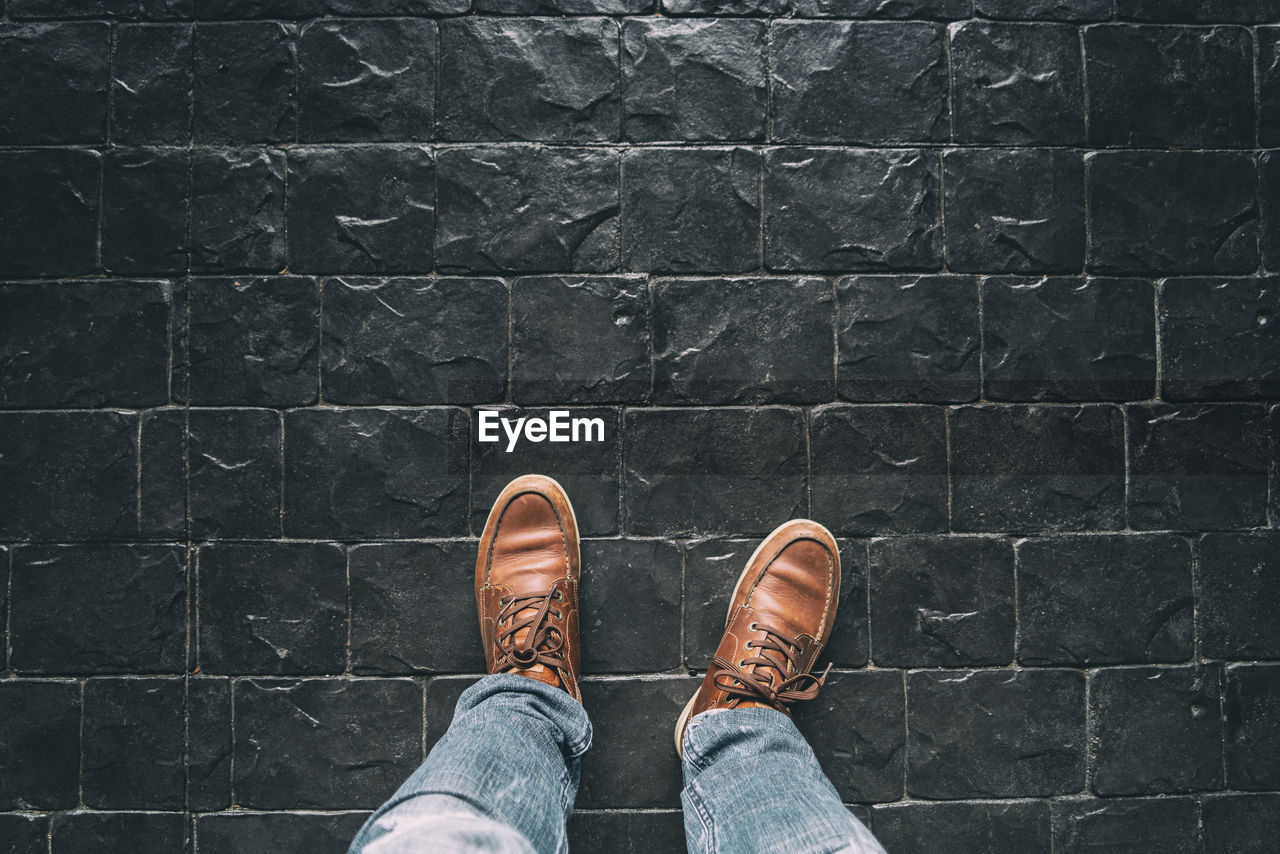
top-left (506, 662), bottom-right (562, 690)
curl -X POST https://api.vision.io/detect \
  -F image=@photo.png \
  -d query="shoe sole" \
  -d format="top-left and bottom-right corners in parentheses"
top-left (673, 519), bottom-right (840, 758)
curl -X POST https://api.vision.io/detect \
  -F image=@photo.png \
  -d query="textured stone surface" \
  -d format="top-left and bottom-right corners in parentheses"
top-left (652, 277), bottom-right (833, 403)
top-left (951, 22), bottom-right (1084, 144)
top-left (188, 408), bottom-right (281, 538)
top-left (1260, 29), bottom-right (1280, 146)
top-left (1017, 534), bottom-right (1192, 665)
top-left (623, 147), bottom-right (760, 273)
top-left (793, 671), bottom-right (906, 803)
top-left (0, 814), bottom-right (47, 854)
top-left (101, 149), bottom-right (188, 274)
top-left (1087, 151), bottom-right (1258, 276)
top-left (81, 678), bottom-right (185, 809)
top-left (9, 546), bottom-right (186, 673)
top-left (1202, 793), bottom-right (1280, 854)
top-left (12, 0), bottom-right (191, 15)
top-left (0, 22), bottom-right (109, 144)
top-left (907, 669), bottom-right (1086, 797)
top-left (1159, 277), bottom-right (1280, 400)
top-left (199, 542), bottom-right (347, 674)
top-left (187, 276), bottom-right (318, 405)
top-left (872, 801), bottom-right (1052, 854)
top-left (810, 405), bottom-right (948, 535)
top-left (512, 276), bottom-right (650, 404)
top-left (111, 23), bottom-right (192, 144)
top-left (1127, 403), bottom-right (1270, 530)
top-left (322, 277), bottom-right (507, 404)
top-left (285, 407), bottom-right (469, 538)
top-left (581, 539), bottom-right (683, 673)
top-left (437, 147), bottom-right (619, 274)
top-left (1085, 25), bottom-right (1253, 147)
top-left (836, 275), bottom-right (980, 402)
top-left (439, 18), bottom-right (619, 142)
top-left (771, 22), bottom-right (948, 143)
top-left (1051, 797), bottom-right (1198, 854)
top-left (233, 678), bottom-right (422, 809)
top-left (0, 680), bottom-right (81, 810)
top-left (189, 148), bottom-right (287, 273)
top-left (765, 148), bottom-right (941, 272)
top-left (797, 0), bottom-right (970, 16)
top-left (475, 0), bottom-right (650, 10)
top-left (1090, 665), bottom-right (1224, 795)
top-left (288, 146), bottom-right (435, 274)
top-left (50, 813), bottom-right (185, 854)
top-left (139, 409), bottom-right (187, 538)
top-left (1225, 663), bottom-right (1280, 790)
top-left (950, 404), bottom-right (1126, 532)
top-left (299, 19), bottom-right (435, 142)
top-left (622, 19), bottom-right (766, 141)
top-left (1198, 532), bottom-right (1280, 659)
top-left (977, 0), bottom-right (1111, 18)
top-left (664, 0), bottom-right (785, 14)
top-left (0, 149), bottom-right (100, 277)
top-left (194, 22), bottom-right (296, 143)
top-left (624, 407), bottom-right (807, 535)
top-left (0, 280), bottom-right (171, 408)
top-left (869, 536), bottom-right (1015, 667)
top-left (943, 149), bottom-right (1084, 273)
top-left (197, 813), bottom-right (371, 852)
top-left (1117, 0), bottom-right (1280, 21)
top-left (982, 277), bottom-right (1156, 401)
top-left (188, 677), bottom-right (233, 810)
top-left (567, 811), bottom-right (686, 854)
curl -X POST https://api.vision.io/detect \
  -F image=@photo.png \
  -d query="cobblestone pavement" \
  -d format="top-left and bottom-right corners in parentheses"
top-left (2, 0), bottom-right (1280, 852)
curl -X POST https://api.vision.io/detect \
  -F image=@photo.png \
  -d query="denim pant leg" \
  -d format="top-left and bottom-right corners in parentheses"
top-left (348, 673), bottom-right (592, 854)
top-left (680, 708), bottom-right (886, 854)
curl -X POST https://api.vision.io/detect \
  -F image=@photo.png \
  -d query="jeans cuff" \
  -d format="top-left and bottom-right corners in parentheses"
top-left (458, 672), bottom-right (593, 758)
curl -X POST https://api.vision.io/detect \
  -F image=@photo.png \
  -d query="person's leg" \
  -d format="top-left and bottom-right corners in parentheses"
top-left (348, 673), bottom-right (590, 854)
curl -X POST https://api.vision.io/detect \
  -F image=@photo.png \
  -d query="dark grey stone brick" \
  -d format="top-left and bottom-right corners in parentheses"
top-left (512, 276), bottom-right (650, 404)
top-left (0, 279), bottom-right (171, 408)
top-left (622, 148), bottom-right (760, 273)
top-left (299, 19), bottom-right (435, 142)
top-left (664, 0), bottom-right (785, 14)
top-left (793, 670), bottom-right (906, 803)
top-left (652, 277), bottom-right (833, 404)
top-left (0, 814), bottom-right (47, 854)
top-left (0, 149), bottom-right (100, 278)
top-left (0, 681), bottom-right (80, 810)
top-left (102, 149), bottom-right (188, 275)
top-left (810, 405), bottom-right (947, 535)
top-left (189, 148), bottom-right (287, 273)
top-left (50, 813), bottom-right (185, 854)
top-left (1263, 152), bottom-right (1280, 267)
top-left (196, 0), bottom-right (324, 14)
top-left (982, 277), bottom-right (1156, 402)
top-left (1225, 663), bottom-right (1280, 790)
top-left (234, 678), bottom-right (422, 809)
top-left (477, 0), bottom-right (651, 10)
top-left (579, 677), bottom-right (698, 808)
top-left (288, 146), bottom-right (435, 274)
top-left (872, 801), bottom-right (1051, 854)
top-left (194, 22), bottom-right (296, 143)
top-left (907, 669), bottom-right (1085, 798)
top-left (869, 536), bottom-right (1015, 667)
top-left (323, 277), bottom-right (507, 404)
top-left (568, 811), bottom-right (686, 854)
top-left (0, 412), bottom-right (138, 541)
top-left (436, 147), bottom-right (619, 274)
top-left (975, 0), bottom-right (1109, 20)
top-left (1159, 277), bottom-right (1280, 401)
top-left (188, 677), bottom-right (232, 810)
top-left (621, 19), bottom-right (766, 142)
top-left (1128, 403), bottom-right (1269, 530)
top-left (12, 0), bottom-right (190, 16)
top-left (285, 407), bottom-right (469, 538)
top-left (836, 275), bottom-right (980, 403)
top-left (471, 407), bottom-right (620, 536)
top-left (349, 541), bottom-right (486, 675)
top-left (189, 408), bottom-right (281, 538)
top-left (764, 148), bottom-right (941, 272)
top-left (624, 408), bottom-right (807, 536)
top-left (1051, 797), bottom-right (1198, 854)
top-left (198, 542), bottom-right (346, 674)
top-left (943, 150), bottom-right (1085, 273)
top-left (796, 0), bottom-right (970, 17)
top-left (140, 409), bottom-right (187, 539)
top-left (111, 24), bottom-right (192, 144)
top-left (424, 675), bottom-right (479, 749)
top-left (439, 18), bottom-right (619, 142)
top-left (1017, 535), bottom-right (1192, 665)
top-left (951, 22), bottom-right (1084, 144)
top-left (1087, 151), bottom-right (1258, 276)
top-left (1117, 0), bottom-right (1280, 22)
top-left (82, 677), bottom-right (185, 809)
top-left (581, 539), bottom-right (682, 673)
top-left (950, 404), bottom-right (1126, 533)
top-left (771, 22), bottom-right (948, 143)
top-left (1085, 25), bottom-right (1253, 147)
top-left (1202, 793), bottom-right (1280, 854)
top-left (1091, 664), bottom-right (1224, 795)
top-left (0, 22), bottom-right (109, 144)
top-left (1259, 29), bottom-right (1280, 146)
top-left (197, 812), bottom-right (370, 853)
top-left (187, 276), bottom-right (318, 405)
top-left (683, 538), bottom-right (869, 669)
top-left (1198, 532), bottom-right (1280, 660)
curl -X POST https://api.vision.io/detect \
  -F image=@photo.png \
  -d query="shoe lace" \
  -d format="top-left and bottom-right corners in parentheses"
top-left (494, 585), bottom-right (568, 673)
top-left (711, 621), bottom-right (832, 711)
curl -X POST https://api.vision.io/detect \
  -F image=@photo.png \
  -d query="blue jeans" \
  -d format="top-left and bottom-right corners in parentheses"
top-left (348, 674), bottom-right (885, 854)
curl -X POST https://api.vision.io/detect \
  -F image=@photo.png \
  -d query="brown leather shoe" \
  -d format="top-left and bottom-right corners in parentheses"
top-left (476, 474), bottom-right (582, 701)
top-left (675, 519), bottom-right (840, 756)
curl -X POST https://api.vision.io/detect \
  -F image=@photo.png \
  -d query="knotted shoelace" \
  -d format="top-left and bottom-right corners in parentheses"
top-left (493, 585), bottom-right (569, 673)
top-left (711, 621), bottom-right (832, 710)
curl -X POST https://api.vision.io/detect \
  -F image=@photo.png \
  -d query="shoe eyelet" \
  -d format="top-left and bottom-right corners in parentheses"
top-left (738, 659), bottom-right (748, 667)
top-left (749, 621), bottom-right (758, 631)
top-left (744, 641), bottom-right (754, 649)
